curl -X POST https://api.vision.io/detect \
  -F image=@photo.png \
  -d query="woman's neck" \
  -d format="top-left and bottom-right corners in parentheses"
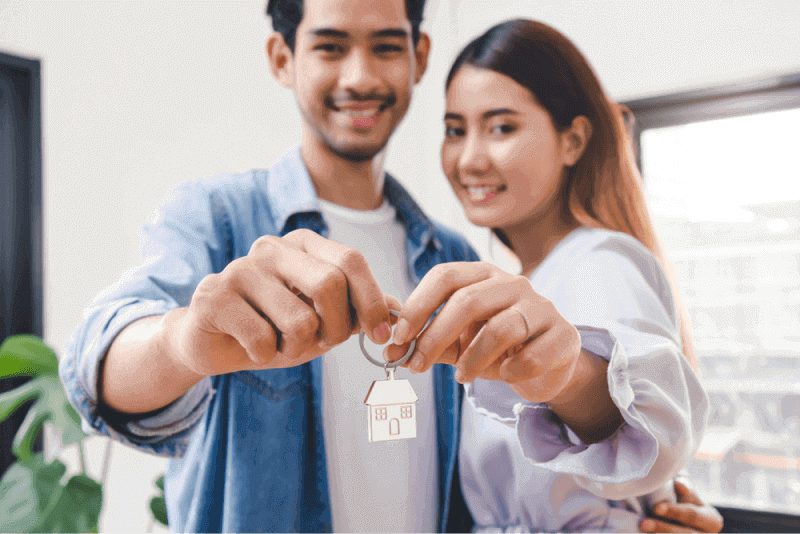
top-left (502, 209), bottom-right (580, 278)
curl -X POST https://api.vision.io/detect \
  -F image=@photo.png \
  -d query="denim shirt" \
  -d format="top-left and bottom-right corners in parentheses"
top-left (59, 146), bottom-right (479, 533)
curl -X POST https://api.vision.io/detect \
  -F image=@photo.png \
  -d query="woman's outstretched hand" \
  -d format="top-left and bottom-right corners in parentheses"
top-left (639, 479), bottom-right (724, 533)
top-left (386, 261), bottom-right (582, 404)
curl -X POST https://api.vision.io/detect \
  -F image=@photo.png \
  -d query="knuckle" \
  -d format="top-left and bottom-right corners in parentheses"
top-left (314, 267), bottom-right (347, 294)
top-left (250, 234), bottom-right (281, 253)
top-left (337, 248), bottom-right (368, 273)
top-left (287, 309), bottom-right (320, 340)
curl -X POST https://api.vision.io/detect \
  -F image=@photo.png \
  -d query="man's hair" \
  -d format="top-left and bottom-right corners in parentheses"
top-left (266, 0), bottom-right (426, 51)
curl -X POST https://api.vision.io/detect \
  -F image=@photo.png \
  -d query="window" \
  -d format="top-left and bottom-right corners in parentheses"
top-left (400, 405), bottom-right (412, 419)
top-left (375, 407), bottom-right (387, 421)
top-left (0, 50), bottom-right (42, 478)
top-left (626, 74), bottom-right (800, 515)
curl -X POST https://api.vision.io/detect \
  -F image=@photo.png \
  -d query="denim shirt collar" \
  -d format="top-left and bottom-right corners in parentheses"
top-left (265, 144), bottom-right (441, 283)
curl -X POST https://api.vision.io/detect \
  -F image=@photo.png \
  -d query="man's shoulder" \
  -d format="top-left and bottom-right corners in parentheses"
top-left (428, 218), bottom-right (480, 262)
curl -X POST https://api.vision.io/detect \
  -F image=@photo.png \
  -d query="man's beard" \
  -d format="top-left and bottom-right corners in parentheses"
top-left (324, 135), bottom-right (388, 162)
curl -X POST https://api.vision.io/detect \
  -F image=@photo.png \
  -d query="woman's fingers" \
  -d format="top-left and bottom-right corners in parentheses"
top-left (392, 262), bottom-right (497, 345)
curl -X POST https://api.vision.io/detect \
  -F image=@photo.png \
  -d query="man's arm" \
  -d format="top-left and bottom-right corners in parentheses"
top-left (101, 309), bottom-right (201, 414)
top-left (100, 229), bottom-right (396, 416)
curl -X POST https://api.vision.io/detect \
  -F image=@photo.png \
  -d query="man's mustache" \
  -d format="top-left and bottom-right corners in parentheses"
top-left (328, 91), bottom-right (397, 110)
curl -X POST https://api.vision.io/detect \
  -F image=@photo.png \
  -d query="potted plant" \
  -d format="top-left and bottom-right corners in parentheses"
top-left (0, 334), bottom-right (103, 532)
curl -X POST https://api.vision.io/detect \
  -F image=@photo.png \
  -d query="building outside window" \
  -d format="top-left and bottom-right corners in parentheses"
top-left (626, 74), bottom-right (800, 515)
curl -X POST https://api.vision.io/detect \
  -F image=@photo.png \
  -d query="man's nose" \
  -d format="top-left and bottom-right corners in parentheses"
top-left (339, 48), bottom-right (382, 95)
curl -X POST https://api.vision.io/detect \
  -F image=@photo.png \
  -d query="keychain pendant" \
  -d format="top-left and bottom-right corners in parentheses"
top-left (364, 367), bottom-right (419, 442)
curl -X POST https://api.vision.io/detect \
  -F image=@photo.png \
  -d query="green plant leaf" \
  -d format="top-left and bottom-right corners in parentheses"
top-left (37, 473), bottom-right (102, 533)
top-left (0, 335), bottom-right (59, 378)
top-left (11, 375), bottom-right (86, 461)
top-left (149, 474), bottom-right (168, 526)
top-left (149, 495), bottom-right (168, 526)
top-left (0, 454), bottom-right (67, 532)
top-left (0, 379), bottom-right (40, 422)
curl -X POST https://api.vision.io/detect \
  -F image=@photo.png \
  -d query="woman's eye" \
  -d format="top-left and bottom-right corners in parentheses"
top-left (491, 124), bottom-right (516, 135)
top-left (445, 126), bottom-right (464, 138)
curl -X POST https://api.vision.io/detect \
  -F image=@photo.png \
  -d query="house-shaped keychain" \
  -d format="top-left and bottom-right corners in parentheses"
top-left (364, 369), bottom-right (419, 442)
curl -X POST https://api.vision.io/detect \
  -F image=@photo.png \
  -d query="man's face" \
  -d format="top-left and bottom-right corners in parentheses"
top-left (288, 0), bottom-right (423, 162)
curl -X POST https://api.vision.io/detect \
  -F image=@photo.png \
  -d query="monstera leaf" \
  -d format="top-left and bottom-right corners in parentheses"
top-left (149, 474), bottom-right (168, 526)
top-left (0, 453), bottom-right (102, 532)
top-left (0, 335), bottom-right (85, 461)
top-left (0, 335), bottom-right (101, 532)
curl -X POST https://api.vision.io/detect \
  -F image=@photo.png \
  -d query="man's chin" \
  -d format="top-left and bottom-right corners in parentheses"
top-left (327, 141), bottom-right (387, 163)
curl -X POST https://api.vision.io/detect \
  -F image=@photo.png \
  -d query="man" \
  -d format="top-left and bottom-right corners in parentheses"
top-left (59, 0), bottom-right (722, 531)
top-left (61, 0), bottom-right (476, 531)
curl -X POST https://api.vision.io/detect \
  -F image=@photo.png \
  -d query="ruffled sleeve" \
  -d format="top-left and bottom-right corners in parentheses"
top-left (465, 231), bottom-right (708, 499)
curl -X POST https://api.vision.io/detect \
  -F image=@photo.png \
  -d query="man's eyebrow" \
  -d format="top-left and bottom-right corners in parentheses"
top-left (444, 109), bottom-right (519, 121)
top-left (370, 28), bottom-right (409, 39)
top-left (308, 28), bottom-right (349, 39)
top-left (308, 28), bottom-right (409, 40)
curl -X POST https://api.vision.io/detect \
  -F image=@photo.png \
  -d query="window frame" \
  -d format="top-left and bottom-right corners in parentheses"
top-left (621, 73), bottom-right (800, 529)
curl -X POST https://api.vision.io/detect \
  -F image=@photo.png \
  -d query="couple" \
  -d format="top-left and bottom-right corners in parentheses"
top-left (59, 0), bottom-right (720, 532)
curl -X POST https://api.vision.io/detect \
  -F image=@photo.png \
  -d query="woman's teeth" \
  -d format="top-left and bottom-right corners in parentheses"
top-left (466, 185), bottom-right (505, 202)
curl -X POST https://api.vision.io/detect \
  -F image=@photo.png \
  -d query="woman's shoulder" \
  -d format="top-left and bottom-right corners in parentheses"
top-left (533, 227), bottom-right (674, 316)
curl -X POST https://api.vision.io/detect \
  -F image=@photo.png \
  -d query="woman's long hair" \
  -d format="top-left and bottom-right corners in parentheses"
top-left (446, 19), bottom-right (698, 372)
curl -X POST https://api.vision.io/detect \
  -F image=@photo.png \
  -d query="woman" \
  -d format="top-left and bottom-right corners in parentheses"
top-left (388, 19), bottom-right (720, 532)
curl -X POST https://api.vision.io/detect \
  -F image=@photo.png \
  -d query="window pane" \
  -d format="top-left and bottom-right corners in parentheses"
top-left (642, 107), bottom-right (800, 514)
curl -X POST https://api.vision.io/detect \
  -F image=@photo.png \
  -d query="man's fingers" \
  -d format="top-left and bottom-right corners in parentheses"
top-left (674, 479), bottom-right (702, 506)
top-left (654, 502), bottom-right (724, 533)
top-left (639, 518), bottom-right (695, 533)
top-left (282, 229), bottom-right (391, 344)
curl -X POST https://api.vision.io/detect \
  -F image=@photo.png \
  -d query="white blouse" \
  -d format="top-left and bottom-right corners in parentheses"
top-left (459, 227), bottom-right (709, 532)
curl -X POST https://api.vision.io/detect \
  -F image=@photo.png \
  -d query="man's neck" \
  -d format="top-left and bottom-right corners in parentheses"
top-left (300, 134), bottom-right (386, 211)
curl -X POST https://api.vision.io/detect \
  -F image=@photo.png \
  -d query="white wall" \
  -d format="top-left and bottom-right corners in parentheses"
top-left (2, 0), bottom-right (799, 531)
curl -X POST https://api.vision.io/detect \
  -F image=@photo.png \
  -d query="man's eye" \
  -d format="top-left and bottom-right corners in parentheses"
top-left (375, 44), bottom-right (404, 54)
top-left (445, 126), bottom-right (464, 138)
top-left (315, 44), bottom-right (344, 54)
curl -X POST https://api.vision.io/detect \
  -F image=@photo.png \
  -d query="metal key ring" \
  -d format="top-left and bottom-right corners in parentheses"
top-left (359, 310), bottom-right (416, 368)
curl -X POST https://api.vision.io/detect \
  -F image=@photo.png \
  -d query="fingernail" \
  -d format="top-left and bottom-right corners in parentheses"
top-left (641, 519), bottom-right (654, 531)
top-left (373, 322), bottom-right (391, 344)
top-left (455, 368), bottom-right (466, 383)
top-left (393, 319), bottom-right (411, 344)
top-left (655, 503), bottom-right (667, 515)
top-left (411, 355), bottom-right (424, 373)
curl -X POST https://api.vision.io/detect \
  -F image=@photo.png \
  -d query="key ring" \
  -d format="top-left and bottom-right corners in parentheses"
top-left (359, 309), bottom-right (416, 368)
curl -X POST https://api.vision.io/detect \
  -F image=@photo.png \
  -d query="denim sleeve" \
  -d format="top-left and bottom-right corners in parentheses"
top-left (58, 180), bottom-right (228, 458)
top-left (464, 242), bottom-right (708, 500)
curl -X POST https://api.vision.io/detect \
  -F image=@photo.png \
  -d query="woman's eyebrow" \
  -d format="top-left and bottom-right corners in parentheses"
top-left (444, 108), bottom-right (519, 121)
top-left (482, 108), bottom-right (518, 119)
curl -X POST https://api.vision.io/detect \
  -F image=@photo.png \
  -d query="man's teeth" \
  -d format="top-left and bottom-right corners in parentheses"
top-left (466, 185), bottom-right (504, 201)
top-left (339, 108), bottom-right (380, 117)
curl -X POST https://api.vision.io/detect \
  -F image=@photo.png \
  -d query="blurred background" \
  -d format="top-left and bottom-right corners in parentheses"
top-left (1, 0), bottom-right (799, 531)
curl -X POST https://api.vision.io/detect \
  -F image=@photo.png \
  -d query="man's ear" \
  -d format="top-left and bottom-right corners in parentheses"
top-left (562, 115), bottom-right (592, 167)
top-left (266, 32), bottom-right (294, 88)
top-left (413, 32), bottom-right (431, 84)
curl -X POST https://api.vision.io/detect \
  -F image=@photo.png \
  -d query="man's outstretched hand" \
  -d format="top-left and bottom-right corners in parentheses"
top-left (640, 479), bottom-right (724, 533)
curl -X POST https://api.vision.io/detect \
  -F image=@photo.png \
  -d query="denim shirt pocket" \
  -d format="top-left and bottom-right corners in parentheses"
top-left (232, 366), bottom-right (311, 400)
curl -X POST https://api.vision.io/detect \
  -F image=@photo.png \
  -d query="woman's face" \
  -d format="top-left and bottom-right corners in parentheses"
top-left (442, 66), bottom-right (578, 232)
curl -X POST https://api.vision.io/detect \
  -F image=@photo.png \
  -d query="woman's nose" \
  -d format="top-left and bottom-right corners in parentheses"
top-left (459, 134), bottom-right (491, 176)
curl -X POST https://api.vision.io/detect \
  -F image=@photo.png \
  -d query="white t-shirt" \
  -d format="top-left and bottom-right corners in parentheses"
top-left (317, 197), bottom-right (438, 533)
top-left (459, 227), bottom-right (707, 532)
